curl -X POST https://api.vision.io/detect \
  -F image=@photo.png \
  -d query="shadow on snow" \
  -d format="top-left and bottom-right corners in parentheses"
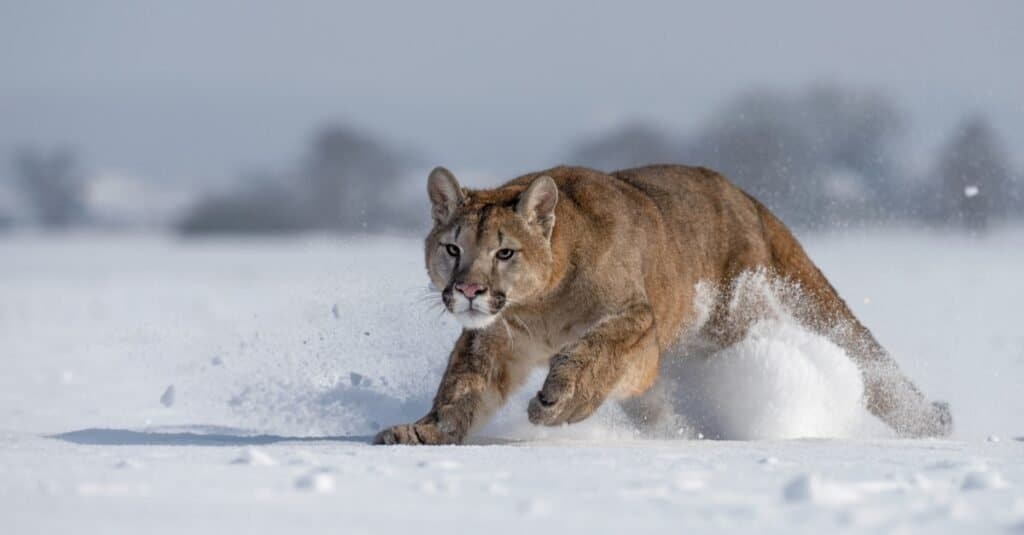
top-left (49, 425), bottom-right (373, 446)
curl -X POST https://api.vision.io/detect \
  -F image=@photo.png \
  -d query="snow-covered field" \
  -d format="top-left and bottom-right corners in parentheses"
top-left (1, 228), bottom-right (1023, 534)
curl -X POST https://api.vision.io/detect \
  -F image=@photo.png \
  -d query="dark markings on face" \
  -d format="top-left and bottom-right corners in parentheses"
top-left (476, 204), bottom-right (495, 243)
top-left (491, 291), bottom-right (506, 310)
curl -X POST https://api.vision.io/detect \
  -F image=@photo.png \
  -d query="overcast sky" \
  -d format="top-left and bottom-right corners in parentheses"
top-left (1, 0), bottom-right (1022, 184)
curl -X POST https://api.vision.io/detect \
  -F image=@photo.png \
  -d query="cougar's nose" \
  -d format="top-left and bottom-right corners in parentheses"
top-left (454, 282), bottom-right (486, 299)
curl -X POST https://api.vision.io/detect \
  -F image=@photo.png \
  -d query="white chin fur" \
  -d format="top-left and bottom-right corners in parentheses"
top-left (454, 310), bottom-right (498, 330)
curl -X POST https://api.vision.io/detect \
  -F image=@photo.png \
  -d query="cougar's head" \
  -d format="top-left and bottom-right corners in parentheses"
top-left (424, 167), bottom-right (558, 330)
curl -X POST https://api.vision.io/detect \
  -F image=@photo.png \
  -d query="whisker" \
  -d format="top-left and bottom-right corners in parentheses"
top-left (412, 296), bottom-right (446, 316)
top-left (501, 318), bottom-right (515, 353)
top-left (508, 313), bottom-right (534, 340)
top-left (404, 285), bottom-right (439, 297)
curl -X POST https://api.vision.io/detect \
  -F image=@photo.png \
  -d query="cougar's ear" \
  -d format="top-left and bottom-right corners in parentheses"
top-left (427, 166), bottom-right (464, 224)
top-left (517, 175), bottom-right (558, 239)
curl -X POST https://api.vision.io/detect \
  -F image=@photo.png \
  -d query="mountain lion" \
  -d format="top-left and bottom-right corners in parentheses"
top-left (373, 165), bottom-right (952, 444)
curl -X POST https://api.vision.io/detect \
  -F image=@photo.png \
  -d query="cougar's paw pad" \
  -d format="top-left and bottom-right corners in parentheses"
top-left (528, 382), bottom-right (576, 426)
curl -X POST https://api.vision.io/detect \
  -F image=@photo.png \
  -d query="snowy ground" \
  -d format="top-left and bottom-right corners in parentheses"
top-left (1, 228), bottom-right (1023, 533)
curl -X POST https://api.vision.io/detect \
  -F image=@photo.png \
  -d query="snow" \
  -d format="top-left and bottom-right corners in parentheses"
top-left (782, 473), bottom-right (867, 505)
top-left (231, 447), bottom-right (277, 467)
top-left (294, 469), bottom-right (336, 493)
top-left (667, 318), bottom-right (875, 440)
top-left (1, 228), bottom-right (1023, 533)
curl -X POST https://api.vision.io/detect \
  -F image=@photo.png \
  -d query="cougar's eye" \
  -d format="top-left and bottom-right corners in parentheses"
top-left (444, 244), bottom-right (460, 257)
top-left (496, 248), bottom-right (515, 260)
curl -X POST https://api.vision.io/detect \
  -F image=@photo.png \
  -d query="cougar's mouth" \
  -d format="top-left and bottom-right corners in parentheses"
top-left (454, 308), bottom-right (499, 330)
top-left (443, 290), bottom-right (501, 329)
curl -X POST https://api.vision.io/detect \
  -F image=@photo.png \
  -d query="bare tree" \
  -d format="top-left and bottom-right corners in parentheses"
top-left (686, 89), bottom-right (822, 226)
top-left (178, 172), bottom-right (311, 235)
top-left (800, 85), bottom-right (907, 209)
top-left (13, 148), bottom-right (86, 228)
top-left (179, 122), bottom-right (422, 235)
top-left (569, 122), bottom-right (680, 171)
top-left (302, 125), bottom-right (414, 232)
top-left (933, 115), bottom-right (1012, 231)
top-left (684, 85), bottom-right (908, 227)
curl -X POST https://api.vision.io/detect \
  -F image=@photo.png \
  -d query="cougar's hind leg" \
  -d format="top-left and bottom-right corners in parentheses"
top-left (752, 196), bottom-right (953, 438)
top-left (855, 349), bottom-right (953, 438)
top-left (701, 249), bottom-right (777, 351)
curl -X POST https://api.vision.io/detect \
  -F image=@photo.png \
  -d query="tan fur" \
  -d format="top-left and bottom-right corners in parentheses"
top-left (373, 165), bottom-right (951, 445)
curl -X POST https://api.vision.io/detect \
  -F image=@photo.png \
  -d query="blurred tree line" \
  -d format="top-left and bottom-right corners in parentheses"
top-left (177, 125), bottom-right (424, 235)
top-left (3, 148), bottom-right (87, 229)
top-left (572, 86), bottom-right (1022, 230)
top-left (3, 84), bottom-right (1022, 234)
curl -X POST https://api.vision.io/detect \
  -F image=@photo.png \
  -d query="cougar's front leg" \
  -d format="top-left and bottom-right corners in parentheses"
top-left (374, 328), bottom-right (515, 445)
top-left (528, 301), bottom-right (656, 426)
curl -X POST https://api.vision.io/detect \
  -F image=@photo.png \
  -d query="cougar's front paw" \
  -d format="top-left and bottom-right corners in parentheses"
top-left (373, 423), bottom-right (451, 445)
top-left (528, 369), bottom-right (578, 426)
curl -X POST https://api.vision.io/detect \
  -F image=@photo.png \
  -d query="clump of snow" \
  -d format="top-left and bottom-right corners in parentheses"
top-left (783, 473), bottom-right (909, 506)
top-left (651, 272), bottom-right (882, 440)
top-left (964, 185), bottom-right (980, 198)
top-left (231, 447), bottom-right (276, 466)
top-left (671, 319), bottom-right (870, 439)
top-left (961, 469), bottom-right (1007, 491)
top-left (114, 459), bottom-right (145, 470)
top-left (783, 473), bottom-right (863, 505)
top-left (295, 469), bottom-right (336, 493)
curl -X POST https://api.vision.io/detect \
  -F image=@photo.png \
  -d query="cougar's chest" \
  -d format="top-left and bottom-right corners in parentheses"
top-left (508, 309), bottom-right (596, 365)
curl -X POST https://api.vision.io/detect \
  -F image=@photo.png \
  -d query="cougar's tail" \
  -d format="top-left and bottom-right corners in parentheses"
top-left (751, 197), bottom-right (952, 438)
